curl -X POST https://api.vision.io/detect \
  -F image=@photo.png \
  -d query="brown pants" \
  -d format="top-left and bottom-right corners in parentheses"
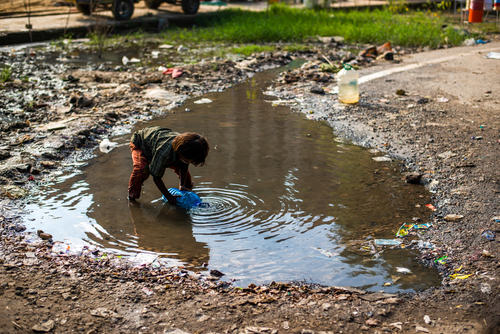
top-left (128, 143), bottom-right (193, 199)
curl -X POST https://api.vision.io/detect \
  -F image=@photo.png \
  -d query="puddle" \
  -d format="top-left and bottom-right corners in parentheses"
top-left (24, 65), bottom-right (441, 292)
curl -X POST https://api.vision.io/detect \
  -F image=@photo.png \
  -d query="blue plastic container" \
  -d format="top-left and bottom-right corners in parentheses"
top-left (162, 188), bottom-right (209, 209)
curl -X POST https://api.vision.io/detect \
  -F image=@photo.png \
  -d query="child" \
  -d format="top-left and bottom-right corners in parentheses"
top-left (128, 126), bottom-right (209, 204)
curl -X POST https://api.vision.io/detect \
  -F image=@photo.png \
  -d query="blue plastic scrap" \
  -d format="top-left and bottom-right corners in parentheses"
top-left (162, 188), bottom-right (209, 210)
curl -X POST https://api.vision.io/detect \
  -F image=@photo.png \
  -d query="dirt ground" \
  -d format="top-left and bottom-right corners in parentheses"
top-left (0, 33), bottom-right (500, 334)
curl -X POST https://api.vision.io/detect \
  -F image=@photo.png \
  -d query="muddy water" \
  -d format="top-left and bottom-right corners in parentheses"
top-left (25, 64), bottom-right (441, 292)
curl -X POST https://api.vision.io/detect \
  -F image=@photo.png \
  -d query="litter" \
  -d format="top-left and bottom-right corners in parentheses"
top-left (450, 273), bottom-right (473, 279)
top-left (491, 216), bottom-right (500, 222)
top-left (426, 204), bottom-right (437, 211)
top-left (162, 188), bottom-right (210, 210)
top-left (312, 247), bottom-right (338, 257)
top-left (481, 249), bottom-right (495, 258)
top-left (194, 98), bottom-right (213, 104)
top-left (177, 45), bottom-right (189, 52)
top-left (417, 240), bottom-right (434, 249)
top-left (159, 44), bottom-right (174, 49)
top-left (99, 138), bottom-right (119, 154)
top-left (142, 287), bottom-right (154, 296)
top-left (51, 242), bottom-right (70, 256)
top-left (122, 56), bottom-right (129, 65)
top-left (162, 68), bottom-right (183, 78)
top-left (436, 97), bottom-right (449, 103)
top-left (372, 156), bottom-right (392, 162)
top-left (424, 315), bottom-right (432, 324)
top-left (396, 223), bottom-right (414, 237)
top-left (130, 252), bottom-right (159, 266)
top-left (444, 214), bottom-right (464, 221)
top-left (485, 52), bottom-right (500, 59)
top-left (480, 283), bottom-right (492, 294)
top-left (482, 230), bottom-right (495, 241)
top-left (414, 223), bottom-right (432, 230)
top-left (434, 255), bottom-right (448, 265)
top-left (415, 326), bottom-right (429, 333)
top-left (396, 267), bottom-right (412, 274)
top-left (374, 239), bottom-right (402, 246)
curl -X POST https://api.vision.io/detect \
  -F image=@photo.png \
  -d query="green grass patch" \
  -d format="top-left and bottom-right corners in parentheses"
top-left (159, 5), bottom-right (471, 47)
top-left (230, 45), bottom-right (275, 56)
top-left (1, 66), bottom-right (12, 83)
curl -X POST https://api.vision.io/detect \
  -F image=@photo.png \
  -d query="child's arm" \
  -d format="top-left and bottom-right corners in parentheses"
top-left (177, 162), bottom-right (194, 191)
top-left (153, 177), bottom-right (180, 204)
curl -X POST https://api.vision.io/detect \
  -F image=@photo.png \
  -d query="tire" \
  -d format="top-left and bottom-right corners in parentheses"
top-left (181, 0), bottom-right (199, 14)
top-left (144, 0), bottom-right (163, 9)
top-left (112, 0), bottom-right (134, 20)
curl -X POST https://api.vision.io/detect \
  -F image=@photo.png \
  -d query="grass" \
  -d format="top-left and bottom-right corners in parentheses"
top-left (230, 45), bottom-right (275, 56)
top-left (1, 66), bottom-right (12, 83)
top-left (158, 5), bottom-right (471, 48)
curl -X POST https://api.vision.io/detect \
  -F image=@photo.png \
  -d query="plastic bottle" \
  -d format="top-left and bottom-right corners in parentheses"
top-left (162, 188), bottom-right (209, 209)
top-left (337, 63), bottom-right (359, 104)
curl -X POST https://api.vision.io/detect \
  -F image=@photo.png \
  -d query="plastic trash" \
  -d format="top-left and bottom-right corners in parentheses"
top-left (162, 188), bottom-right (209, 210)
top-left (426, 204), bottom-right (437, 211)
top-left (480, 283), bottom-right (492, 294)
top-left (177, 45), bottom-right (189, 52)
top-left (475, 39), bottom-right (488, 44)
top-left (424, 315), bottom-right (432, 324)
top-left (194, 98), bottom-right (213, 104)
top-left (312, 247), bottom-right (338, 257)
top-left (99, 138), bottom-right (119, 154)
top-left (485, 52), bottom-right (500, 59)
top-left (122, 56), bottom-right (129, 65)
top-left (482, 230), bottom-right (495, 241)
top-left (396, 223), bottom-right (414, 238)
top-left (51, 242), bottom-right (70, 256)
top-left (434, 255), bottom-right (448, 265)
top-left (445, 214), bottom-right (464, 221)
top-left (414, 223), bottom-right (432, 230)
top-left (396, 267), bottom-right (411, 274)
top-left (417, 240), bottom-right (434, 249)
top-left (374, 239), bottom-right (402, 246)
top-left (337, 63), bottom-right (359, 104)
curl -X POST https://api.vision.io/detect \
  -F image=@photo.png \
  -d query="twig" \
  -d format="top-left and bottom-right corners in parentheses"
top-left (321, 54), bottom-right (333, 65)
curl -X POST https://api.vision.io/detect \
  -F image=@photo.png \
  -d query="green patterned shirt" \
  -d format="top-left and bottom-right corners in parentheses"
top-left (131, 126), bottom-right (180, 178)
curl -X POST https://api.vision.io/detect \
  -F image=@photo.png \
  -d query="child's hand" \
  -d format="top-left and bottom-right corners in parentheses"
top-left (168, 195), bottom-right (181, 205)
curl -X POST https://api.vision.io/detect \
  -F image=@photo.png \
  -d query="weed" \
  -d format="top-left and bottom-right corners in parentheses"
top-left (230, 45), bottom-right (275, 56)
top-left (1, 66), bottom-right (12, 83)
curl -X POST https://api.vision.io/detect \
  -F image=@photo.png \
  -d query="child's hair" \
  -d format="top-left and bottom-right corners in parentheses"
top-left (172, 133), bottom-right (209, 166)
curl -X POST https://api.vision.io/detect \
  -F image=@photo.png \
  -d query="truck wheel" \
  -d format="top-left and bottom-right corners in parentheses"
top-left (144, 0), bottom-right (163, 9)
top-left (181, 0), bottom-right (199, 14)
top-left (112, 0), bottom-right (134, 20)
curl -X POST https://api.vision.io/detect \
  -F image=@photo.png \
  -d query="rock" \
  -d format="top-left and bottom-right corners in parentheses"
top-left (40, 161), bottom-right (58, 169)
top-left (198, 315), bottom-right (210, 322)
top-left (359, 292), bottom-right (397, 301)
top-left (310, 86), bottom-right (325, 94)
top-left (365, 318), bottom-right (379, 326)
top-left (405, 172), bottom-right (422, 184)
top-left (0, 150), bottom-right (11, 160)
top-left (322, 302), bottom-right (332, 311)
top-left (415, 325), bottom-right (429, 333)
top-left (0, 185), bottom-right (27, 199)
top-left (14, 163), bottom-right (31, 173)
top-left (32, 320), bottom-right (55, 332)
top-left (62, 292), bottom-right (71, 300)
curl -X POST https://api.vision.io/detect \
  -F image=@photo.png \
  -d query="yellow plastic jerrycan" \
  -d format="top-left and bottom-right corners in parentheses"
top-left (337, 63), bottom-right (359, 104)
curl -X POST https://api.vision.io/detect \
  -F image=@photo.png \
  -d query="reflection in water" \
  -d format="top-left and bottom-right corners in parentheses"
top-left (25, 63), bottom-right (441, 292)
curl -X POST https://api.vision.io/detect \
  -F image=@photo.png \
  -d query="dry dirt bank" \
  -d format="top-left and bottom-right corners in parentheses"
top-left (0, 39), bottom-right (499, 334)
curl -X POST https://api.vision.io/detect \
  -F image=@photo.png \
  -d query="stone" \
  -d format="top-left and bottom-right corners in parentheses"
top-left (310, 86), bottom-right (325, 95)
top-left (0, 185), bottom-right (27, 199)
top-left (198, 315), bottom-right (210, 322)
top-left (365, 318), bottom-right (379, 326)
top-left (405, 172), bottom-right (422, 184)
top-left (0, 150), bottom-right (11, 160)
top-left (32, 320), bottom-right (55, 332)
